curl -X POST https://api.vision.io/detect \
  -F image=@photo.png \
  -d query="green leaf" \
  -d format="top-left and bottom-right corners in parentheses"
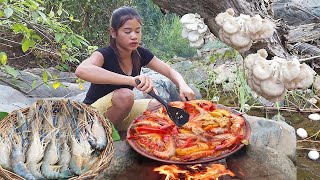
top-left (22, 39), bottom-right (30, 52)
top-left (0, 10), bottom-right (4, 18)
top-left (210, 56), bottom-right (215, 63)
top-left (31, 79), bottom-right (37, 89)
top-left (65, 40), bottom-right (72, 47)
top-left (111, 123), bottom-right (120, 141)
top-left (42, 71), bottom-right (48, 83)
top-left (57, 9), bottom-right (62, 16)
top-left (71, 36), bottom-right (81, 47)
top-left (0, 112), bottom-right (8, 121)
top-left (31, 34), bottom-right (41, 41)
top-left (4, 7), bottom-right (13, 18)
top-left (0, 52), bottom-right (7, 65)
top-left (0, 0), bottom-right (8, 4)
top-left (52, 81), bottom-right (60, 89)
top-left (12, 23), bottom-right (22, 32)
top-left (29, 39), bottom-right (36, 48)
top-left (48, 9), bottom-right (54, 18)
top-left (4, 65), bottom-right (17, 77)
top-left (69, 15), bottom-right (74, 21)
top-left (38, 11), bottom-right (47, 22)
top-left (55, 33), bottom-right (65, 43)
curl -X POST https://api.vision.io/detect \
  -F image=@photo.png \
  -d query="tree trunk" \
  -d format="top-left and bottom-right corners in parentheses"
top-left (152, 0), bottom-right (320, 59)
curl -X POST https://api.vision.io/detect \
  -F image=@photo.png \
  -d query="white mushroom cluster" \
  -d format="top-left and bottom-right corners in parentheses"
top-left (245, 49), bottom-right (316, 102)
top-left (215, 8), bottom-right (275, 52)
top-left (180, 13), bottom-right (209, 49)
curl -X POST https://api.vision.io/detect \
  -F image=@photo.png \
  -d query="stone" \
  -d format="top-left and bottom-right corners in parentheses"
top-left (244, 115), bottom-right (296, 160)
top-left (308, 113), bottom-right (320, 121)
top-left (99, 140), bottom-right (296, 180)
top-left (0, 85), bottom-right (35, 112)
top-left (296, 128), bottom-right (308, 139)
top-left (308, 150), bottom-right (320, 161)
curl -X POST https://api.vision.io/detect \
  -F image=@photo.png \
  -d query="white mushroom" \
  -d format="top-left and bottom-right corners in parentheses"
top-left (230, 31), bottom-right (251, 48)
top-left (267, 90), bottom-right (286, 102)
top-left (236, 40), bottom-right (252, 52)
top-left (294, 63), bottom-right (316, 89)
top-left (252, 75), bottom-right (261, 86)
top-left (215, 10), bottom-right (234, 26)
top-left (247, 77), bottom-right (262, 94)
top-left (188, 31), bottom-right (201, 42)
top-left (181, 27), bottom-right (189, 38)
top-left (185, 23), bottom-right (199, 31)
top-left (244, 54), bottom-right (258, 70)
top-left (260, 76), bottom-right (285, 97)
top-left (190, 37), bottom-right (204, 48)
top-left (281, 60), bottom-right (301, 82)
top-left (258, 19), bottom-right (275, 39)
top-left (283, 80), bottom-right (296, 90)
top-left (226, 8), bottom-right (235, 16)
top-left (257, 49), bottom-right (268, 59)
top-left (198, 23), bottom-right (208, 34)
top-left (222, 18), bottom-right (239, 34)
top-left (218, 29), bottom-right (232, 45)
top-left (252, 58), bottom-right (273, 80)
top-left (180, 13), bottom-right (197, 24)
top-left (246, 14), bottom-right (263, 34)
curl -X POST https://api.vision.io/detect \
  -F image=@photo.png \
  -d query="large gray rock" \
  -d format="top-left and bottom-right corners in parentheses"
top-left (98, 139), bottom-right (296, 180)
top-left (227, 146), bottom-right (296, 180)
top-left (134, 68), bottom-right (202, 102)
top-left (0, 85), bottom-right (35, 112)
top-left (0, 70), bottom-right (89, 98)
top-left (245, 115), bottom-right (296, 161)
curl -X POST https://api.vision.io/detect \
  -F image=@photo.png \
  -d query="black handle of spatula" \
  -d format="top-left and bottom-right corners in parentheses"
top-left (135, 79), bottom-right (169, 109)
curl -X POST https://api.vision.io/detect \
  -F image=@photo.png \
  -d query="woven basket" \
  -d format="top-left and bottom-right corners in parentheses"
top-left (0, 98), bottom-right (114, 180)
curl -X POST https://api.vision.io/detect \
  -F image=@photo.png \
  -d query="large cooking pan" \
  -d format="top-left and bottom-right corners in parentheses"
top-left (127, 103), bottom-right (251, 165)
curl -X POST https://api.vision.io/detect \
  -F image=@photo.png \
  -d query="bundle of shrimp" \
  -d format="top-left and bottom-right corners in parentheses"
top-left (0, 99), bottom-right (114, 180)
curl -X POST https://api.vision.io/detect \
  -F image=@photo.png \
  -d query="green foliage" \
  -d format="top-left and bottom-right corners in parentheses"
top-left (147, 15), bottom-right (196, 60)
top-left (45, 0), bottom-right (133, 47)
top-left (0, 0), bottom-right (91, 90)
top-left (0, 0), bottom-right (90, 66)
top-left (134, 0), bottom-right (196, 60)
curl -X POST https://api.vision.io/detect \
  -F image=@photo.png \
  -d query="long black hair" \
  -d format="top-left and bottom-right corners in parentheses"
top-left (110, 6), bottom-right (142, 74)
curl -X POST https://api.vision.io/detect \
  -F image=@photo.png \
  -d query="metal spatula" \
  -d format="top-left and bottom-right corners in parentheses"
top-left (135, 79), bottom-right (189, 127)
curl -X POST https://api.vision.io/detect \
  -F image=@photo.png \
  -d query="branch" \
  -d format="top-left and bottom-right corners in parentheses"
top-left (299, 55), bottom-right (320, 63)
top-left (297, 140), bottom-right (320, 143)
top-left (297, 147), bottom-right (320, 151)
top-left (0, 36), bottom-right (60, 57)
top-left (230, 105), bottom-right (320, 113)
top-left (26, 77), bottom-right (78, 94)
top-left (14, 15), bottom-right (53, 43)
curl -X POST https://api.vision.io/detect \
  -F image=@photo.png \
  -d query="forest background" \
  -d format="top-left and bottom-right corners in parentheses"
top-left (0, 0), bottom-right (196, 75)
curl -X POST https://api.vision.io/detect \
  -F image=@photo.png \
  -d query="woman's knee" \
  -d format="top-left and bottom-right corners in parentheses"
top-left (112, 88), bottom-right (134, 107)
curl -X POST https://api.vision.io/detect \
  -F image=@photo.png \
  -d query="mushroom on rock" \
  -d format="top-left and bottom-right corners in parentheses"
top-left (252, 58), bottom-right (273, 81)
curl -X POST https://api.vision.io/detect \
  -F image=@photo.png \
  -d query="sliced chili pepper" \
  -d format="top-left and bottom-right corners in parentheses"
top-left (171, 126), bottom-right (179, 135)
top-left (135, 126), bottom-right (167, 134)
top-left (180, 137), bottom-right (194, 148)
top-left (160, 124), bottom-right (174, 130)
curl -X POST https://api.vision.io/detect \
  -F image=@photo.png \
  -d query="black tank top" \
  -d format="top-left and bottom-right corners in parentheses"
top-left (83, 46), bottom-right (154, 104)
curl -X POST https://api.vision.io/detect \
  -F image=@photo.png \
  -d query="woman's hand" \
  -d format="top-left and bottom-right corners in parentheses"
top-left (134, 75), bottom-right (154, 93)
top-left (179, 84), bottom-right (196, 101)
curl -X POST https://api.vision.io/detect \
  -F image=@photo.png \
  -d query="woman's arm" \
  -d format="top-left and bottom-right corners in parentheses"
top-left (75, 51), bottom-right (136, 86)
top-left (146, 56), bottom-right (195, 101)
